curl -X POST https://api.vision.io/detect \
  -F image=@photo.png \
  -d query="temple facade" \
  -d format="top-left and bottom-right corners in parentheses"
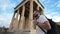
top-left (9, 0), bottom-right (44, 34)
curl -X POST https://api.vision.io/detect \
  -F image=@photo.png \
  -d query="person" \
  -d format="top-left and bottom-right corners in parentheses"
top-left (33, 10), bottom-right (51, 34)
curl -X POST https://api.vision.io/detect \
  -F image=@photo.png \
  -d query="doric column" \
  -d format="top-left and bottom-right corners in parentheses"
top-left (29, 0), bottom-right (34, 30)
top-left (19, 5), bottom-right (25, 30)
top-left (29, 0), bottom-right (36, 34)
top-left (9, 12), bottom-right (15, 31)
top-left (14, 9), bottom-right (19, 31)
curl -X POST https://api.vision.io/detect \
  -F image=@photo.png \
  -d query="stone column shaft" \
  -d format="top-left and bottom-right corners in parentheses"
top-left (29, 0), bottom-right (34, 30)
top-left (9, 12), bottom-right (15, 30)
top-left (14, 10), bottom-right (19, 31)
top-left (29, 0), bottom-right (36, 34)
top-left (19, 5), bottom-right (25, 30)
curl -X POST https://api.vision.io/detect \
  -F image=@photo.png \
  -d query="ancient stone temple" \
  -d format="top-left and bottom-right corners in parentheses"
top-left (9, 0), bottom-right (44, 34)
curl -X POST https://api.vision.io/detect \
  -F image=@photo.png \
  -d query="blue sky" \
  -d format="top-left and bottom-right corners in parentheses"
top-left (0, 0), bottom-right (60, 27)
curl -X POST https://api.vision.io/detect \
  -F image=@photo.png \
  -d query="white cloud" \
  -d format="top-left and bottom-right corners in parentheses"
top-left (52, 16), bottom-right (60, 22)
top-left (0, 0), bottom-right (16, 12)
top-left (46, 14), bottom-right (60, 22)
top-left (0, 0), bottom-right (15, 27)
top-left (0, 13), bottom-right (13, 27)
top-left (0, 0), bottom-right (23, 27)
top-left (45, 11), bottom-right (60, 22)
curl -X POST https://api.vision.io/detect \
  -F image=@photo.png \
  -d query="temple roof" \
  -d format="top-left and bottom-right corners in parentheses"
top-left (14, 0), bottom-right (44, 9)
